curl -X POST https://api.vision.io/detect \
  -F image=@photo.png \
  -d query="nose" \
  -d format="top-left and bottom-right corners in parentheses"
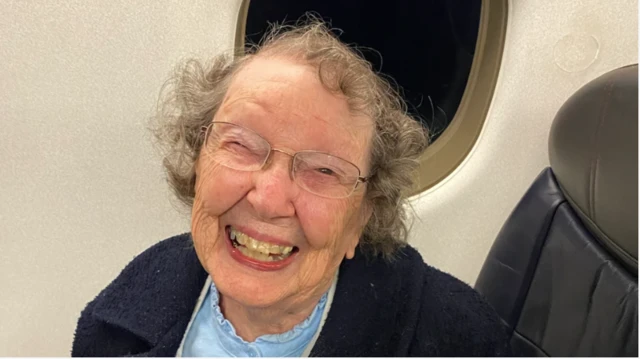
top-left (246, 150), bottom-right (297, 219)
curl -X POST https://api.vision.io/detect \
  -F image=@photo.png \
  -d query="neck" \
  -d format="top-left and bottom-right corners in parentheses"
top-left (218, 284), bottom-right (331, 342)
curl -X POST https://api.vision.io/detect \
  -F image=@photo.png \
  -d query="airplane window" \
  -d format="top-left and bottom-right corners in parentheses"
top-left (238, 0), bottom-right (508, 191)
top-left (243, 0), bottom-right (480, 141)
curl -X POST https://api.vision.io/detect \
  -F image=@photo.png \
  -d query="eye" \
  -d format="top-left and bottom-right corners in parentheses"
top-left (229, 141), bottom-right (247, 148)
top-left (316, 168), bottom-right (336, 176)
top-left (222, 140), bottom-right (250, 151)
top-left (219, 140), bottom-right (254, 157)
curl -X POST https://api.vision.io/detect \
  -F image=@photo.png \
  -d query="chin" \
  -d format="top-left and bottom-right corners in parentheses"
top-left (212, 267), bottom-right (293, 309)
top-left (204, 242), bottom-right (294, 309)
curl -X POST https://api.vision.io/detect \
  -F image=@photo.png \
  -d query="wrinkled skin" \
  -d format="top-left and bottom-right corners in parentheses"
top-left (191, 56), bottom-right (374, 341)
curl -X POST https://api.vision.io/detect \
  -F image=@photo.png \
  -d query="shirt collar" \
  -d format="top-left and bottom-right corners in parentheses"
top-left (208, 280), bottom-right (329, 356)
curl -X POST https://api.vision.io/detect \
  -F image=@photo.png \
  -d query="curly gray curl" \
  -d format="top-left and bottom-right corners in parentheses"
top-left (151, 17), bottom-right (428, 260)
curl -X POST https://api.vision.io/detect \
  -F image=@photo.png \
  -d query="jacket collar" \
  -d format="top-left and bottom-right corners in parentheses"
top-left (90, 234), bottom-right (208, 350)
top-left (88, 233), bottom-right (423, 356)
top-left (310, 246), bottom-right (424, 356)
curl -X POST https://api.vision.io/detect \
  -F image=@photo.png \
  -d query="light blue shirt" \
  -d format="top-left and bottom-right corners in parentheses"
top-left (181, 281), bottom-right (328, 357)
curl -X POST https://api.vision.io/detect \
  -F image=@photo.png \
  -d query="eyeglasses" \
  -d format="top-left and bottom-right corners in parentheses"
top-left (202, 121), bottom-right (369, 198)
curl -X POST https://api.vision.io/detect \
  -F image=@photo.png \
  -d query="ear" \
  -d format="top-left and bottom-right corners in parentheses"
top-left (345, 203), bottom-right (373, 260)
top-left (345, 236), bottom-right (358, 260)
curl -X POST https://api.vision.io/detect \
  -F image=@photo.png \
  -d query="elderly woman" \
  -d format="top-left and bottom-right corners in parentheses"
top-left (72, 20), bottom-right (510, 357)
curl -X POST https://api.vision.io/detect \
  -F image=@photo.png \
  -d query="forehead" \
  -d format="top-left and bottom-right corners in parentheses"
top-left (218, 56), bottom-right (374, 168)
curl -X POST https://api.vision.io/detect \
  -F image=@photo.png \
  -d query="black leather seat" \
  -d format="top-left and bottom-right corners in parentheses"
top-left (475, 65), bottom-right (638, 357)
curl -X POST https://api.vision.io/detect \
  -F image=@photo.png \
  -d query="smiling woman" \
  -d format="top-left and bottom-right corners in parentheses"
top-left (71, 17), bottom-right (511, 357)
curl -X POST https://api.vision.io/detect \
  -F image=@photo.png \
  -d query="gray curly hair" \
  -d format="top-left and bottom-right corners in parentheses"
top-left (152, 18), bottom-right (428, 259)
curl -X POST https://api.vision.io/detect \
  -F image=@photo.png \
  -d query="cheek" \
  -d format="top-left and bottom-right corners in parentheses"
top-left (296, 197), bottom-right (360, 251)
top-left (194, 162), bottom-right (253, 217)
top-left (191, 163), bottom-right (253, 255)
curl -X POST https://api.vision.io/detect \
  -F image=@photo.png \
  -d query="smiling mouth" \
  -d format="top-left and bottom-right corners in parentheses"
top-left (226, 226), bottom-right (299, 262)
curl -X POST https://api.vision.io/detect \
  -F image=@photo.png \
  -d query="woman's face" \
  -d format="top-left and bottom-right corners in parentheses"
top-left (192, 56), bottom-right (374, 311)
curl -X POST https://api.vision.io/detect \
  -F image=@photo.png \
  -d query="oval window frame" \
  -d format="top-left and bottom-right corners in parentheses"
top-left (413, 0), bottom-right (508, 193)
top-left (233, 0), bottom-right (509, 194)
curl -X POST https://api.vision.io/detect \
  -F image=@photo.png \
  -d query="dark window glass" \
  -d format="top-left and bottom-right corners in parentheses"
top-left (245, 0), bottom-right (481, 141)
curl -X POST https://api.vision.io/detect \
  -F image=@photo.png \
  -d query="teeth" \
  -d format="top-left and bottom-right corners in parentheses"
top-left (235, 232), bottom-right (247, 246)
top-left (248, 240), bottom-right (259, 251)
top-left (257, 242), bottom-right (269, 253)
top-left (230, 227), bottom-right (294, 259)
top-left (237, 246), bottom-right (287, 262)
top-left (270, 244), bottom-right (282, 254)
top-left (239, 246), bottom-right (271, 261)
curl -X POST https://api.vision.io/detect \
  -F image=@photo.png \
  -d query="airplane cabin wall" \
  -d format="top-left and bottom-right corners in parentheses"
top-left (0, 0), bottom-right (637, 356)
top-left (0, 0), bottom-right (240, 355)
top-left (408, 0), bottom-right (638, 285)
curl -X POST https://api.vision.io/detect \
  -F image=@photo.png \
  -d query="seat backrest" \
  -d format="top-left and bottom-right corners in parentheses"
top-left (475, 64), bottom-right (638, 357)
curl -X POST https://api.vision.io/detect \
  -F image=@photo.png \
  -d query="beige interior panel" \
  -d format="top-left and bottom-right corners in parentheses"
top-left (408, 0), bottom-right (637, 285)
top-left (0, 0), bottom-right (637, 356)
top-left (0, 0), bottom-right (241, 356)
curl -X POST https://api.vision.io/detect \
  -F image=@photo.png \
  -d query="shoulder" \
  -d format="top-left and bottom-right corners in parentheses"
top-left (325, 245), bottom-right (510, 356)
top-left (93, 233), bottom-right (200, 299)
top-left (72, 233), bottom-right (207, 356)
top-left (102, 232), bottom-right (198, 287)
top-left (412, 263), bottom-right (511, 356)
top-left (383, 246), bottom-right (510, 356)
top-left (127, 232), bottom-right (195, 265)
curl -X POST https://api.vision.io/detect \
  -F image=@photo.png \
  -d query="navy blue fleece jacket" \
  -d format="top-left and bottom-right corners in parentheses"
top-left (72, 233), bottom-right (511, 356)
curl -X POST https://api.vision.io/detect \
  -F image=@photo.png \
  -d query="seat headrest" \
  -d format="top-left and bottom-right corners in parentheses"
top-left (549, 64), bottom-right (638, 273)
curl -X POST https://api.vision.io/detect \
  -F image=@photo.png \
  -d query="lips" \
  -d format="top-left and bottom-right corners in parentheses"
top-left (230, 227), bottom-right (294, 259)
top-left (225, 226), bottom-right (299, 271)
